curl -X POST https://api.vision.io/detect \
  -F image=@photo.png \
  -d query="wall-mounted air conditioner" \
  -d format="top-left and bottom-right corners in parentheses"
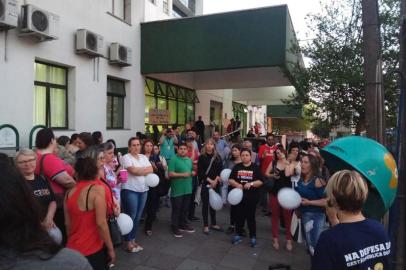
top-left (75, 29), bottom-right (104, 57)
top-left (0, 0), bottom-right (18, 30)
top-left (19, 4), bottom-right (59, 41)
top-left (109, 43), bottom-right (131, 67)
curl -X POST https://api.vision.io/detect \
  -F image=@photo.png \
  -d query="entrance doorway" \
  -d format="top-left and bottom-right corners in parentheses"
top-left (210, 100), bottom-right (223, 135)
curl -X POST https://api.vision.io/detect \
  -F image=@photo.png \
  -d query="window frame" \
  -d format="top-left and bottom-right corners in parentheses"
top-left (107, 77), bottom-right (126, 129)
top-left (108, 0), bottom-right (131, 25)
top-left (144, 78), bottom-right (197, 129)
top-left (34, 61), bottom-right (68, 130)
top-left (163, 0), bottom-right (169, 14)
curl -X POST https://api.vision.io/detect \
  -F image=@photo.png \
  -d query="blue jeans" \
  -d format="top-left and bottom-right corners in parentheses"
top-left (121, 189), bottom-right (148, 242)
top-left (301, 211), bottom-right (326, 256)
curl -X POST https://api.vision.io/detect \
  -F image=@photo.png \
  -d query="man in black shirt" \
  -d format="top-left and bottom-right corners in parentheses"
top-left (195, 116), bottom-right (205, 144)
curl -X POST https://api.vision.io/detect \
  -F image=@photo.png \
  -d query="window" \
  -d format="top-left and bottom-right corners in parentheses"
top-left (163, 0), bottom-right (169, 14)
top-left (144, 78), bottom-right (197, 131)
top-left (107, 78), bottom-right (126, 129)
top-left (109, 0), bottom-right (131, 24)
top-left (172, 6), bottom-right (187, 18)
top-left (34, 62), bottom-right (68, 128)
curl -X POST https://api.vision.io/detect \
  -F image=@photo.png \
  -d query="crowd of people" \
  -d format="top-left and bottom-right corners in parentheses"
top-left (0, 124), bottom-right (391, 270)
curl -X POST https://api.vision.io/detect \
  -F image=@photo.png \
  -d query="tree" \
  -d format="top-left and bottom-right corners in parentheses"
top-left (285, 0), bottom-right (400, 133)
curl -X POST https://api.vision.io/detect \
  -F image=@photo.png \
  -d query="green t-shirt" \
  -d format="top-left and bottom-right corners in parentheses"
top-left (168, 155), bottom-right (193, 197)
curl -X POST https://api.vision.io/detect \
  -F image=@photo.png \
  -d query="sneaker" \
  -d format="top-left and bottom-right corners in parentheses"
top-left (250, 237), bottom-right (257, 248)
top-left (188, 216), bottom-right (200, 221)
top-left (231, 235), bottom-right (242, 245)
top-left (172, 228), bottom-right (183, 238)
top-left (226, 226), bottom-right (235, 235)
top-left (179, 225), bottom-right (195, 233)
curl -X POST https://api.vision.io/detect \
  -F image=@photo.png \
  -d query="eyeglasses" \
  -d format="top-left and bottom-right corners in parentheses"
top-left (98, 156), bottom-right (105, 161)
top-left (17, 158), bottom-right (36, 164)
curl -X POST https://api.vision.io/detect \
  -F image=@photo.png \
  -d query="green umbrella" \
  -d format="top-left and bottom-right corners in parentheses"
top-left (320, 136), bottom-right (398, 219)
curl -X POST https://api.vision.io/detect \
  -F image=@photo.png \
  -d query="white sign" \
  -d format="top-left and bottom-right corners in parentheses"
top-left (0, 127), bottom-right (17, 148)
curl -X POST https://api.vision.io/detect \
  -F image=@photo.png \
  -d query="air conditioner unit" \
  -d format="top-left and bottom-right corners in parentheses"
top-left (109, 43), bottom-right (132, 67)
top-left (19, 4), bottom-right (59, 41)
top-left (0, 0), bottom-right (18, 30)
top-left (76, 29), bottom-right (104, 57)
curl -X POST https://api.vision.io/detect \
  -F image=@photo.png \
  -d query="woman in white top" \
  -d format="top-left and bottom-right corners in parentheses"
top-left (121, 137), bottom-right (153, 253)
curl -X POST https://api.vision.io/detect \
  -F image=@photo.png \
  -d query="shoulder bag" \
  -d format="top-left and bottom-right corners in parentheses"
top-left (100, 180), bottom-right (122, 247)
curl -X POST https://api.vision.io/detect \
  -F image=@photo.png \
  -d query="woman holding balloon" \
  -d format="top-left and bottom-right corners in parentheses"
top-left (142, 139), bottom-right (164, 236)
top-left (224, 144), bottom-right (242, 234)
top-left (121, 137), bottom-right (153, 253)
top-left (228, 148), bottom-right (263, 247)
top-left (295, 154), bottom-right (327, 256)
top-left (197, 139), bottom-right (223, 234)
top-left (265, 146), bottom-right (294, 251)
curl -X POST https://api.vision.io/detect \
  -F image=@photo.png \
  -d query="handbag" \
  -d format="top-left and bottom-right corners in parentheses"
top-left (195, 156), bottom-right (216, 204)
top-left (108, 215), bottom-right (122, 247)
top-left (290, 212), bottom-right (303, 243)
top-left (263, 161), bottom-right (277, 192)
top-left (101, 179), bottom-right (122, 247)
top-left (262, 176), bottom-right (275, 192)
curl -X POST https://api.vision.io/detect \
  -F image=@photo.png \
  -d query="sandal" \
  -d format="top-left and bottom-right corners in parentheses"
top-left (272, 238), bottom-right (280, 250)
top-left (125, 243), bottom-right (139, 253)
top-left (210, 225), bottom-right (223, 232)
top-left (203, 227), bottom-right (210, 235)
top-left (286, 240), bottom-right (293, 251)
top-left (133, 242), bottom-right (143, 251)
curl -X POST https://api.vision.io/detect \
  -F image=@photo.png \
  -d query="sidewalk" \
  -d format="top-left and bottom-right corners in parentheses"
top-left (114, 204), bottom-right (310, 270)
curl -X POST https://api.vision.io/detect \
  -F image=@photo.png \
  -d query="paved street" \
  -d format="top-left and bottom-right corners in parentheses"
top-left (114, 203), bottom-right (310, 270)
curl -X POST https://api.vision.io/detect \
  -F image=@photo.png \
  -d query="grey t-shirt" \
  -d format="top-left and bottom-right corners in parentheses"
top-left (0, 248), bottom-right (92, 270)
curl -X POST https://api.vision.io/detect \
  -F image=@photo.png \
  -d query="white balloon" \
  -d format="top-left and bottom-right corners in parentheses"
top-left (117, 213), bottom-right (134, 235)
top-left (145, 173), bottom-right (159, 187)
top-left (220, 169), bottom-right (232, 183)
top-left (227, 188), bottom-right (243, 205)
top-left (209, 188), bottom-right (223, 211)
top-left (48, 226), bottom-right (62, 245)
top-left (277, 188), bottom-right (302, 210)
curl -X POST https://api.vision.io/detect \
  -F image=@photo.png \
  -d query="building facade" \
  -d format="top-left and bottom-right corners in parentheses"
top-left (0, 1), bottom-right (301, 152)
top-left (0, 0), bottom-right (202, 150)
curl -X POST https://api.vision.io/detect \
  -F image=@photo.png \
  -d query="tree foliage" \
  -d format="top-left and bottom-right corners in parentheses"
top-left (285, 0), bottom-right (400, 133)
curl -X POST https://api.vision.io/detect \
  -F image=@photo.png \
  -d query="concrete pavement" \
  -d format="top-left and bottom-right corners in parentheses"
top-left (113, 204), bottom-right (311, 270)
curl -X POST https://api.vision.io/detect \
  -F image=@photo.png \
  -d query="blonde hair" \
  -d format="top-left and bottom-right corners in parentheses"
top-left (326, 170), bottom-right (368, 213)
top-left (15, 148), bottom-right (36, 162)
top-left (201, 138), bottom-right (218, 157)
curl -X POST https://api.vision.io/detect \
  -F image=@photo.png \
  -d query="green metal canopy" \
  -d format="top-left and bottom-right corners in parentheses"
top-left (140, 5), bottom-right (302, 92)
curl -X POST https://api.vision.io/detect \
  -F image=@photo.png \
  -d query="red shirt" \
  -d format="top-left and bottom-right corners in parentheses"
top-left (35, 152), bottom-right (74, 195)
top-left (96, 178), bottom-right (114, 216)
top-left (258, 144), bottom-right (278, 174)
top-left (66, 181), bottom-right (104, 256)
top-left (187, 147), bottom-right (199, 174)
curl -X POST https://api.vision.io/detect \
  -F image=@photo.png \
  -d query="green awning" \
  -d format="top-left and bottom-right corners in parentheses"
top-left (141, 5), bottom-right (302, 90)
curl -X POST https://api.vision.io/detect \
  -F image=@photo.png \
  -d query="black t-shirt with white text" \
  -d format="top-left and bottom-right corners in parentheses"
top-left (229, 162), bottom-right (263, 199)
top-left (26, 175), bottom-right (56, 220)
top-left (312, 219), bottom-right (390, 270)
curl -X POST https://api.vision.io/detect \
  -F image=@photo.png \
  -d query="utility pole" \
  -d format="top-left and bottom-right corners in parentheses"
top-left (362, 0), bottom-right (385, 143)
top-left (393, 1), bottom-right (406, 268)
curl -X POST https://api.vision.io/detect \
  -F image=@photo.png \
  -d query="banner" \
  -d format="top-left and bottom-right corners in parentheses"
top-left (149, 109), bottom-right (170, 125)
